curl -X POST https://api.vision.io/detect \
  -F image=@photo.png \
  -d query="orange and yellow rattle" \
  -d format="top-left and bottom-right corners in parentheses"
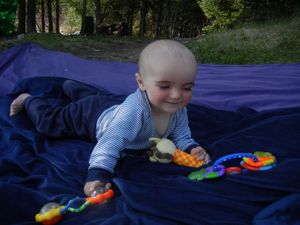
top-left (35, 188), bottom-right (114, 225)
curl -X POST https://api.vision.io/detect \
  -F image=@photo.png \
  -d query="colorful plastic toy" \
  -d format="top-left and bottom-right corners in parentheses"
top-left (35, 188), bottom-right (114, 225)
top-left (188, 151), bottom-right (276, 181)
top-left (148, 137), bottom-right (204, 168)
top-left (173, 149), bottom-right (204, 168)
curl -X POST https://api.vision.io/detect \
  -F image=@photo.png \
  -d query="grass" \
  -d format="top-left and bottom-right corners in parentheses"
top-left (0, 33), bottom-right (145, 50)
top-left (0, 13), bottom-right (299, 64)
top-left (188, 12), bottom-right (300, 64)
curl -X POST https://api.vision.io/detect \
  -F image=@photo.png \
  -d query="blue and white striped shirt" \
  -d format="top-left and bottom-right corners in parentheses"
top-left (89, 88), bottom-right (199, 175)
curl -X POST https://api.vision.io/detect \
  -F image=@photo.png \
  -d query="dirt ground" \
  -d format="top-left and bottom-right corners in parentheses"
top-left (64, 38), bottom-right (196, 62)
top-left (79, 39), bottom-right (153, 62)
top-left (0, 36), bottom-right (197, 62)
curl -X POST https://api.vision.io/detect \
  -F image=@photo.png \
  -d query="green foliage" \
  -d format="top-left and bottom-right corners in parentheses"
top-left (61, 5), bottom-right (81, 34)
top-left (242, 0), bottom-right (299, 21)
top-left (197, 0), bottom-right (243, 32)
top-left (0, 0), bottom-right (18, 35)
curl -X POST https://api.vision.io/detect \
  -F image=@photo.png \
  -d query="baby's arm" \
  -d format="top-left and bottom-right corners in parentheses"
top-left (170, 108), bottom-right (210, 162)
top-left (85, 103), bottom-right (143, 196)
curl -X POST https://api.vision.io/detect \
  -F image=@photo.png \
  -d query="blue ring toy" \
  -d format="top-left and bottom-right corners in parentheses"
top-left (204, 165), bottom-right (225, 179)
top-left (213, 153), bottom-right (257, 171)
top-left (188, 152), bottom-right (276, 181)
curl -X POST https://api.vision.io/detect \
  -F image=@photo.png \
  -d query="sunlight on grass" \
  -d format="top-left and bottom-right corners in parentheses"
top-left (189, 13), bottom-right (300, 64)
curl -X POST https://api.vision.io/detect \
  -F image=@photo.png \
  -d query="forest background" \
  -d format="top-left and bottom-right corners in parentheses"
top-left (0, 0), bottom-right (299, 64)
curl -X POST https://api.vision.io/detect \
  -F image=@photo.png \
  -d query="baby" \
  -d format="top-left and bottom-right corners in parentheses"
top-left (10, 40), bottom-right (210, 196)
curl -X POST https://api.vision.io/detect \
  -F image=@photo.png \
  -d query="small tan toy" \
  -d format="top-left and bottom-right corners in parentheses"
top-left (148, 137), bottom-right (176, 163)
top-left (148, 137), bottom-right (204, 168)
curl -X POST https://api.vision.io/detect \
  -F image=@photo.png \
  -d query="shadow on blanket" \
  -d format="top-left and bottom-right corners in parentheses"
top-left (0, 77), bottom-right (300, 225)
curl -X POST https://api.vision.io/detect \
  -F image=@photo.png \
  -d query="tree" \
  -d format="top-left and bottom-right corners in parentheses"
top-left (27, 0), bottom-right (37, 32)
top-left (17, 0), bottom-right (26, 34)
top-left (47, 0), bottom-right (53, 32)
top-left (126, 0), bottom-right (136, 36)
top-left (242, 0), bottom-right (298, 21)
top-left (0, 0), bottom-right (18, 35)
top-left (32, 0), bottom-right (208, 37)
top-left (41, 0), bottom-right (45, 32)
top-left (80, 0), bottom-right (87, 34)
top-left (155, 0), bottom-right (164, 37)
top-left (139, 0), bottom-right (149, 36)
top-left (163, 0), bottom-right (171, 37)
top-left (94, 0), bottom-right (101, 33)
top-left (55, 0), bottom-right (60, 33)
top-left (197, 0), bottom-right (244, 32)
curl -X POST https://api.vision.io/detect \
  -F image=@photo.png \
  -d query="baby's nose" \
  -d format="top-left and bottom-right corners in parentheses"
top-left (170, 88), bottom-right (181, 99)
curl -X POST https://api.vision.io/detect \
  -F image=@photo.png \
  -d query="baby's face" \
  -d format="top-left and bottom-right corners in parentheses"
top-left (139, 59), bottom-right (196, 114)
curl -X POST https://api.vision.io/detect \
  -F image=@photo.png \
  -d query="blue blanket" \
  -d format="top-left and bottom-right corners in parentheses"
top-left (0, 44), bottom-right (300, 225)
top-left (1, 43), bottom-right (300, 111)
top-left (1, 76), bottom-right (300, 225)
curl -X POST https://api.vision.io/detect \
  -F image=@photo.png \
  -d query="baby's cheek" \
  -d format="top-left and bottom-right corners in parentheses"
top-left (183, 94), bottom-right (192, 105)
top-left (154, 92), bottom-right (168, 101)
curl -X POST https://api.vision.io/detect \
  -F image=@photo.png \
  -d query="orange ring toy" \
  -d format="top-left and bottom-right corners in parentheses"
top-left (243, 156), bottom-right (275, 167)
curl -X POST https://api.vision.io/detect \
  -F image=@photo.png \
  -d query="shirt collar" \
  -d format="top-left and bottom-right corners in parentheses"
top-left (135, 88), bottom-right (152, 115)
top-left (135, 88), bottom-right (175, 138)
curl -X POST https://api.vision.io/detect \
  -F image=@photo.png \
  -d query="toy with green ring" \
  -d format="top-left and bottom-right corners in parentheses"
top-left (188, 152), bottom-right (276, 181)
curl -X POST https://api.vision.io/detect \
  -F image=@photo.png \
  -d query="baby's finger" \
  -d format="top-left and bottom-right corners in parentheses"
top-left (197, 150), bottom-right (207, 160)
top-left (84, 180), bottom-right (105, 196)
top-left (105, 182), bottom-right (112, 190)
top-left (91, 184), bottom-right (112, 197)
top-left (203, 154), bottom-right (211, 164)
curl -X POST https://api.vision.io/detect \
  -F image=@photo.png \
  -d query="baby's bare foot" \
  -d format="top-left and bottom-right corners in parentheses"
top-left (10, 93), bottom-right (31, 116)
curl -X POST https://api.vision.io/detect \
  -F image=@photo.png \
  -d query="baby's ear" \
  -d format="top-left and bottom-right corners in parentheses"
top-left (135, 73), bottom-right (145, 91)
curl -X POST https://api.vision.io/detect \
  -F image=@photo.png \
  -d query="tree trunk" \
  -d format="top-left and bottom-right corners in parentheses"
top-left (55, 0), bottom-right (60, 34)
top-left (17, 0), bottom-right (26, 34)
top-left (164, 0), bottom-right (170, 37)
top-left (81, 0), bottom-right (88, 34)
top-left (27, 0), bottom-right (36, 33)
top-left (94, 0), bottom-right (101, 34)
top-left (47, 0), bottom-right (53, 33)
top-left (41, 0), bottom-right (45, 32)
top-left (139, 0), bottom-right (148, 36)
top-left (156, 0), bottom-right (164, 37)
top-left (126, 0), bottom-right (135, 36)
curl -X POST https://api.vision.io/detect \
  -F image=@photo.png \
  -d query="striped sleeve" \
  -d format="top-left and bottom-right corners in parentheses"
top-left (88, 100), bottom-right (144, 175)
top-left (169, 107), bottom-right (199, 151)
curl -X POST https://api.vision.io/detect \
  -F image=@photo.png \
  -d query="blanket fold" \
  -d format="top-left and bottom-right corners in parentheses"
top-left (1, 77), bottom-right (299, 225)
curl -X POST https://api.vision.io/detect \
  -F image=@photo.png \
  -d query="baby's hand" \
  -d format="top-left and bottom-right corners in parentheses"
top-left (84, 180), bottom-right (112, 196)
top-left (191, 146), bottom-right (211, 165)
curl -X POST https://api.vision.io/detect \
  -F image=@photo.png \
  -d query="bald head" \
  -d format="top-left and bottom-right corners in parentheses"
top-left (138, 40), bottom-right (197, 78)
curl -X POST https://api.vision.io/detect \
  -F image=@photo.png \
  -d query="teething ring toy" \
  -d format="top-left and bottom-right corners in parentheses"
top-left (187, 165), bottom-right (225, 181)
top-left (225, 167), bottom-right (242, 175)
top-left (240, 161), bottom-right (274, 171)
top-left (204, 165), bottom-right (225, 179)
top-left (213, 153), bottom-right (257, 171)
top-left (243, 156), bottom-right (275, 167)
top-left (188, 152), bottom-right (276, 182)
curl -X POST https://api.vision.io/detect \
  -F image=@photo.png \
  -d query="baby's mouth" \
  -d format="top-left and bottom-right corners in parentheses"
top-left (166, 101), bottom-right (182, 105)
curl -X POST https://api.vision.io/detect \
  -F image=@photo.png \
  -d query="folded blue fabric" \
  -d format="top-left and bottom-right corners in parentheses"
top-left (1, 43), bottom-right (300, 111)
top-left (0, 77), bottom-right (300, 225)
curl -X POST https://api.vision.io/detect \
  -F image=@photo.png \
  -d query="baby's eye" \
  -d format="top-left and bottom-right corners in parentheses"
top-left (183, 86), bottom-right (193, 91)
top-left (158, 86), bottom-right (170, 90)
